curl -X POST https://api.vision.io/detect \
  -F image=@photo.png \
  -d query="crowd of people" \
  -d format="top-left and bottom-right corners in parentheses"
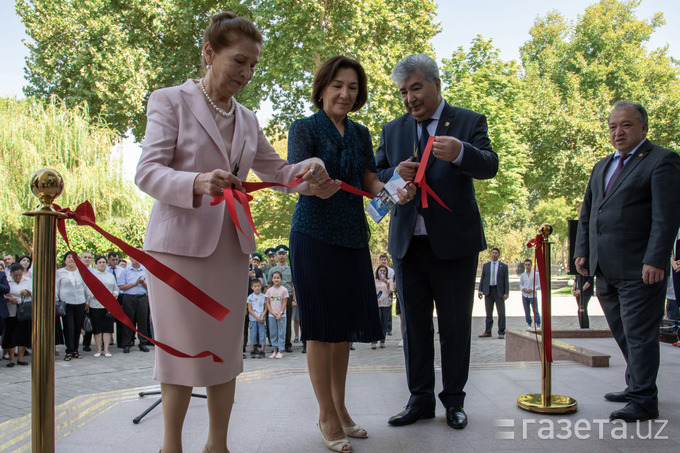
top-left (0, 249), bottom-right (152, 366)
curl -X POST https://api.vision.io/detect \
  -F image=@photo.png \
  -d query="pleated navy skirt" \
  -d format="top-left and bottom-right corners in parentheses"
top-left (290, 231), bottom-right (383, 343)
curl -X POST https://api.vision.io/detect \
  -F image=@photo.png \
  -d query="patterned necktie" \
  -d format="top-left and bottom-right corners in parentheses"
top-left (418, 118), bottom-right (433, 160)
top-left (604, 153), bottom-right (632, 195)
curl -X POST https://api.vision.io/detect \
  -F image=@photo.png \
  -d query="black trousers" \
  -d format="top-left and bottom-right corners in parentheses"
top-left (596, 271), bottom-right (666, 414)
top-left (394, 236), bottom-right (477, 409)
top-left (483, 286), bottom-right (506, 335)
top-left (64, 303), bottom-right (86, 355)
top-left (120, 294), bottom-right (149, 347)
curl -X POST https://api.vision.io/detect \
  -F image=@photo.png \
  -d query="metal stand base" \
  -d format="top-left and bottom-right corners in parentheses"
top-left (133, 391), bottom-right (207, 424)
top-left (517, 393), bottom-right (578, 414)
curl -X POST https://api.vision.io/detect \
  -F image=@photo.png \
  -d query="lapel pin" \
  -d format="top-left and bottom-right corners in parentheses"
top-left (638, 153), bottom-right (643, 157)
top-left (444, 122), bottom-right (450, 127)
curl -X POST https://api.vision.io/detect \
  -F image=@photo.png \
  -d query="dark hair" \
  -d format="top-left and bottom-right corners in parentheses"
top-left (524, 259), bottom-right (532, 264)
top-left (63, 251), bottom-right (75, 263)
top-left (202, 11), bottom-right (262, 67)
top-left (9, 263), bottom-right (25, 274)
top-left (17, 255), bottom-right (32, 268)
top-left (375, 265), bottom-right (389, 280)
top-left (270, 271), bottom-right (283, 280)
top-left (107, 251), bottom-right (119, 259)
top-left (491, 247), bottom-right (500, 254)
top-left (250, 279), bottom-right (262, 287)
top-left (95, 255), bottom-right (107, 264)
top-left (611, 100), bottom-right (648, 125)
top-left (379, 254), bottom-right (389, 260)
top-left (312, 56), bottom-right (368, 112)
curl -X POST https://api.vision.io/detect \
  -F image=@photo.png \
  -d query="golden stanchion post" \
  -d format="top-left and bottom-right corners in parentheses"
top-left (23, 169), bottom-right (65, 452)
top-left (517, 223), bottom-right (578, 414)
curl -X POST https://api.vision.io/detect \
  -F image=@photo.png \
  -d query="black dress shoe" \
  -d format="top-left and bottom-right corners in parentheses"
top-left (446, 406), bottom-right (467, 429)
top-left (604, 391), bottom-right (628, 403)
top-left (123, 346), bottom-right (131, 353)
top-left (610, 403), bottom-right (658, 422)
top-left (388, 406), bottom-right (435, 426)
top-left (285, 347), bottom-right (293, 353)
top-left (83, 346), bottom-right (92, 352)
top-left (139, 344), bottom-right (149, 352)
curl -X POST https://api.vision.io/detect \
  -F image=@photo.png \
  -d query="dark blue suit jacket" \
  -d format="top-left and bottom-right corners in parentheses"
top-left (375, 101), bottom-right (498, 260)
top-left (478, 260), bottom-right (509, 296)
top-left (575, 139), bottom-right (680, 279)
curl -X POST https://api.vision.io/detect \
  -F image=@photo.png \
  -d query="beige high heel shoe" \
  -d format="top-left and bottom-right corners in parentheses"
top-left (342, 423), bottom-right (368, 439)
top-left (317, 420), bottom-right (352, 452)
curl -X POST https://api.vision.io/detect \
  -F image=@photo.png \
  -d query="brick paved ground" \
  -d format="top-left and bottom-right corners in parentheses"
top-left (0, 292), bottom-right (609, 425)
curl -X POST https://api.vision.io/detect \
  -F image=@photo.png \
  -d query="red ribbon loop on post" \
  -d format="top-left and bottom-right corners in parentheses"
top-left (527, 234), bottom-right (553, 363)
top-left (55, 201), bottom-right (229, 362)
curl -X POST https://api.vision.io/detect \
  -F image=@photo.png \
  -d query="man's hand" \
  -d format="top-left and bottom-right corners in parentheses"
top-left (395, 160), bottom-right (419, 182)
top-left (672, 259), bottom-right (680, 272)
top-left (575, 257), bottom-right (588, 276)
top-left (642, 264), bottom-right (664, 285)
top-left (431, 136), bottom-right (462, 162)
top-left (194, 169), bottom-right (242, 197)
top-left (503, 294), bottom-right (509, 300)
top-left (477, 292), bottom-right (483, 299)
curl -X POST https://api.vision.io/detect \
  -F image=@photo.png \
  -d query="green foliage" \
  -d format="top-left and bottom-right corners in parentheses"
top-left (441, 36), bottom-right (529, 217)
top-left (18, 0), bottom-right (439, 141)
top-left (0, 96), bottom-right (150, 255)
top-left (520, 0), bottom-right (680, 203)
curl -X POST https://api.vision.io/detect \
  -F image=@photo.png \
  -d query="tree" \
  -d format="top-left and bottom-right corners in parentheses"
top-left (0, 96), bottom-right (150, 255)
top-left (18, 0), bottom-right (440, 141)
top-left (520, 0), bottom-right (680, 204)
top-left (440, 36), bottom-right (530, 218)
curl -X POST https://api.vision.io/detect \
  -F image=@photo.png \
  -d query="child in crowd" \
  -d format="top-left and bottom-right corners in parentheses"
top-left (247, 280), bottom-right (267, 358)
top-left (371, 265), bottom-right (392, 349)
top-left (266, 271), bottom-right (288, 359)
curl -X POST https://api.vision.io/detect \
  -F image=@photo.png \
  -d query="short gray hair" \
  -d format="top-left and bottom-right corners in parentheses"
top-left (391, 54), bottom-right (439, 85)
top-left (611, 101), bottom-right (648, 125)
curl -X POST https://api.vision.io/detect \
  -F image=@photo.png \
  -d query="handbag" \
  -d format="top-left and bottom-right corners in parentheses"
top-left (17, 296), bottom-right (33, 322)
top-left (55, 299), bottom-right (67, 317)
top-left (82, 312), bottom-right (93, 333)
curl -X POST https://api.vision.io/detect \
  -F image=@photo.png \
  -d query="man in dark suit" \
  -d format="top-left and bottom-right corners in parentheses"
top-left (575, 101), bottom-right (680, 422)
top-left (376, 54), bottom-right (498, 430)
top-left (477, 247), bottom-right (509, 339)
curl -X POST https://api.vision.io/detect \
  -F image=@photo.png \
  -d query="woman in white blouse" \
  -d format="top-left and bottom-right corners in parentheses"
top-left (90, 255), bottom-right (118, 357)
top-left (3, 263), bottom-right (32, 367)
top-left (56, 252), bottom-right (92, 361)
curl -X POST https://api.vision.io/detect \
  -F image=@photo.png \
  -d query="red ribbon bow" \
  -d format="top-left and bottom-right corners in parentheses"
top-left (210, 176), bottom-right (376, 240)
top-left (55, 201), bottom-right (228, 362)
top-left (414, 136), bottom-right (452, 211)
top-left (527, 234), bottom-right (552, 364)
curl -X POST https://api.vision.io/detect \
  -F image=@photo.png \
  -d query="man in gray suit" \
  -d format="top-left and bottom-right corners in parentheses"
top-left (575, 101), bottom-right (680, 422)
top-left (376, 54), bottom-right (498, 430)
top-left (477, 247), bottom-right (509, 339)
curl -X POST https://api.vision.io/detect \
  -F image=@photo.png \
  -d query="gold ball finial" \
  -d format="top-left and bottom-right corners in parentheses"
top-left (539, 223), bottom-right (553, 238)
top-left (30, 169), bottom-right (64, 211)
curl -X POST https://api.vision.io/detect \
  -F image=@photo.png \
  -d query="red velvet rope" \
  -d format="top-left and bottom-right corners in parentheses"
top-left (527, 234), bottom-right (552, 364)
top-left (55, 201), bottom-right (228, 363)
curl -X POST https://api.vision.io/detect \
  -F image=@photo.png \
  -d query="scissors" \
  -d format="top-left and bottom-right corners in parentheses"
top-left (231, 140), bottom-right (246, 187)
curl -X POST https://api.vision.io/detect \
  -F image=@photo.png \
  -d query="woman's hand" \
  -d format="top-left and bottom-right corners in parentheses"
top-left (298, 164), bottom-right (340, 199)
top-left (7, 296), bottom-right (18, 305)
top-left (194, 170), bottom-right (243, 197)
top-left (19, 289), bottom-right (31, 297)
top-left (396, 183), bottom-right (418, 205)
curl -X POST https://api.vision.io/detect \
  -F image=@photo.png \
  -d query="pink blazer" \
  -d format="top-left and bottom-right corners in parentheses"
top-left (136, 79), bottom-right (320, 256)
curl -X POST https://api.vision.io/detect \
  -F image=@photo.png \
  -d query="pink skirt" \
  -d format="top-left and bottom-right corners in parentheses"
top-left (147, 217), bottom-right (248, 387)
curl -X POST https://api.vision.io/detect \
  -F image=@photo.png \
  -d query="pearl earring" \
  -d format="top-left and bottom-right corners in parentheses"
top-left (206, 64), bottom-right (211, 70)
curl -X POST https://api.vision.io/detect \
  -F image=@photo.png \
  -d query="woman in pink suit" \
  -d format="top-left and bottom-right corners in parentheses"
top-left (135, 12), bottom-right (337, 453)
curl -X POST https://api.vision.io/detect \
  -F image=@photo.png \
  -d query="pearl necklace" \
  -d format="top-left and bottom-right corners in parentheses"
top-left (198, 78), bottom-right (236, 117)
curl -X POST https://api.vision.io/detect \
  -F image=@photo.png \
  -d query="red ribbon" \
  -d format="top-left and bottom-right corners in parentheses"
top-left (55, 201), bottom-right (228, 363)
top-left (210, 176), bottom-right (377, 240)
top-left (527, 234), bottom-right (552, 364)
top-left (414, 136), bottom-right (452, 211)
